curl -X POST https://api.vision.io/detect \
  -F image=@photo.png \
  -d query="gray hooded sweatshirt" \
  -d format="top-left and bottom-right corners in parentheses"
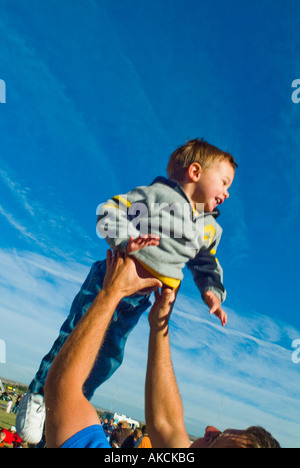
top-left (97, 176), bottom-right (226, 303)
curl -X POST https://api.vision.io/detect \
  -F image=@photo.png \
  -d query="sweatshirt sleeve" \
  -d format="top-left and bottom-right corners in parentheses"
top-left (96, 187), bottom-right (151, 252)
top-left (186, 237), bottom-right (227, 304)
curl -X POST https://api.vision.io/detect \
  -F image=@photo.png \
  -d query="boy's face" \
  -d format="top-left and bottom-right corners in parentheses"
top-left (193, 159), bottom-right (235, 212)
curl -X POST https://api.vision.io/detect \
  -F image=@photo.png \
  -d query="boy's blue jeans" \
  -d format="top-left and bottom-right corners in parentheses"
top-left (29, 260), bottom-right (151, 400)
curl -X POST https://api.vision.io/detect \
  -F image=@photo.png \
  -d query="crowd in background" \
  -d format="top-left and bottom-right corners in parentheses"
top-left (1, 392), bottom-right (25, 448)
top-left (101, 417), bottom-right (152, 448)
top-left (0, 417), bottom-right (152, 449)
top-left (1, 390), bottom-right (152, 449)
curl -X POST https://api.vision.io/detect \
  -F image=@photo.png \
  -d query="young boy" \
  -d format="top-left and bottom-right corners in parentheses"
top-left (16, 138), bottom-right (237, 444)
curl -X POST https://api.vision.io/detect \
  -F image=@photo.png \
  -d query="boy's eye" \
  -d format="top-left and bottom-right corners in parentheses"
top-left (223, 178), bottom-right (231, 186)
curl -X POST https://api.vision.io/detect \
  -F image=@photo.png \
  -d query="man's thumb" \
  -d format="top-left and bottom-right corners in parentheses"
top-left (145, 278), bottom-right (163, 289)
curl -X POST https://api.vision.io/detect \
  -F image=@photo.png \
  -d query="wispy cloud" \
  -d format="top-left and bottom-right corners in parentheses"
top-left (0, 168), bottom-right (35, 216)
top-left (0, 204), bottom-right (39, 242)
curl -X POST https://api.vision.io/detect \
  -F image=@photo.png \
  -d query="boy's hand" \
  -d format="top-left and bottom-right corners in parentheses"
top-left (204, 290), bottom-right (227, 327)
top-left (126, 234), bottom-right (160, 254)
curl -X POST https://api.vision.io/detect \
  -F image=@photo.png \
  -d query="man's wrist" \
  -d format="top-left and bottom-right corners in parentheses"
top-left (95, 287), bottom-right (124, 308)
top-left (149, 309), bottom-right (170, 332)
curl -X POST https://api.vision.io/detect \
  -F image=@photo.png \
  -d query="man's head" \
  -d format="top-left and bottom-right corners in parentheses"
top-left (133, 427), bottom-right (143, 440)
top-left (167, 138), bottom-right (237, 212)
top-left (190, 425), bottom-right (281, 449)
top-left (141, 425), bottom-right (148, 436)
top-left (110, 427), bottom-right (132, 447)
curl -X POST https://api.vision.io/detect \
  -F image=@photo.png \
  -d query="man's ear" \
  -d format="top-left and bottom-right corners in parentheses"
top-left (187, 162), bottom-right (202, 182)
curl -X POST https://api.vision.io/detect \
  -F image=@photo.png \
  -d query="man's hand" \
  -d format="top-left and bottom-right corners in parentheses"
top-left (204, 290), bottom-right (227, 327)
top-left (103, 249), bottom-right (162, 300)
top-left (126, 234), bottom-right (160, 254)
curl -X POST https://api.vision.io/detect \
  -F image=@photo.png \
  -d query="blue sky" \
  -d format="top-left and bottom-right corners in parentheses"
top-left (0, 0), bottom-right (300, 447)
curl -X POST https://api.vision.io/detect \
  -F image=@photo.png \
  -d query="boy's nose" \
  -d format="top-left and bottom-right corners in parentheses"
top-left (224, 189), bottom-right (229, 199)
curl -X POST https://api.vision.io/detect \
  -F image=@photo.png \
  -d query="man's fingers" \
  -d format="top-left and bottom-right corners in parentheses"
top-left (143, 278), bottom-right (163, 290)
top-left (153, 287), bottom-right (175, 303)
top-left (161, 288), bottom-right (176, 307)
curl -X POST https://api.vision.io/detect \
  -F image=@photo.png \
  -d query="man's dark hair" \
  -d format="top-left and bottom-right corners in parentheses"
top-left (245, 426), bottom-right (281, 448)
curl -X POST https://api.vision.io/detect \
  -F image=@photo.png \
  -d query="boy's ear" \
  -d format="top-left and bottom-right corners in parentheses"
top-left (187, 162), bottom-right (202, 181)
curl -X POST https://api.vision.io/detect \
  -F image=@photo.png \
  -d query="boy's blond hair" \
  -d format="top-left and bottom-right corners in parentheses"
top-left (167, 138), bottom-right (238, 182)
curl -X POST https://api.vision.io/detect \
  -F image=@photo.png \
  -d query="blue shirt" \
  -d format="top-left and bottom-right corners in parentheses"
top-left (61, 425), bottom-right (110, 448)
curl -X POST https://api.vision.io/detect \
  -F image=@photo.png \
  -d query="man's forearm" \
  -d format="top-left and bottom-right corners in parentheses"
top-left (45, 288), bottom-right (121, 398)
top-left (145, 292), bottom-right (191, 448)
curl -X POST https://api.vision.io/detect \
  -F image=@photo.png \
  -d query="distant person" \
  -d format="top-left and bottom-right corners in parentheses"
top-left (121, 427), bottom-right (143, 448)
top-left (107, 418), bottom-right (116, 437)
top-left (12, 395), bottom-right (22, 414)
top-left (1, 427), bottom-right (13, 444)
top-left (145, 287), bottom-right (281, 448)
top-left (101, 418), bottom-right (115, 440)
top-left (134, 428), bottom-right (144, 448)
top-left (136, 425), bottom-right (152, 448)
top-left (0, 426), bottom-right (22, 448)
top-left (10, 426), bottom-right (23, 448)
top-left (0, 431), bottom-right (6, 448)
top-left (18, 138), bottom-right (237, 443)
top-left (6, 400), bottom-right (13, 413)
top-left (118, 420), bottom-right (130, 429)
top-left (0, 427), bottom-right (14, 447)
top-left (110, 426), bottom-right (132, 448)
top-left (101, 418), bottom-right (110, 438)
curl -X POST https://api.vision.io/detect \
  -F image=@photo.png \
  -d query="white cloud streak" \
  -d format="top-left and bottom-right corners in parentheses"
top-left (0, 204), bottom-right (38, 242)
top-left (0, 168), bottom-right (35, 216)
